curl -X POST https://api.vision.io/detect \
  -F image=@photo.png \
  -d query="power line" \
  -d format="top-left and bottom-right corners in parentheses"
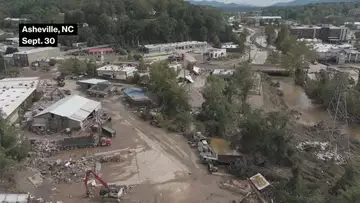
top-left (325, 71), bottom-right (351, 162)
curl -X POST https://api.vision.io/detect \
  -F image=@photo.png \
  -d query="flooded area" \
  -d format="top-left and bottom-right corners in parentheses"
top-left (272, 76), bottom-right (360, 141)
top-left (273, 77), bottom-right (329, 125)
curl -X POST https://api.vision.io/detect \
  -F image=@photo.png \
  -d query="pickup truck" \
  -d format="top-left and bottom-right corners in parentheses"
top-left (59, 134), bottom-right (111, 150)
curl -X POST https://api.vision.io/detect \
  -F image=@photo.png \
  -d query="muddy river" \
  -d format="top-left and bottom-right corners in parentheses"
top-left (273, 76), bottom-right (360, 140)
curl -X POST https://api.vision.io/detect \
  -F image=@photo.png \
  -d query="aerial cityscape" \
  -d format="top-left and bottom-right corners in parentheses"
top-left (1, 0), bottom-right (360, 202)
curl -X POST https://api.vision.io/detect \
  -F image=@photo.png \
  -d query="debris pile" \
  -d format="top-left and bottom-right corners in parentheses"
top-left (296, 141), bottom-right (345, 164)
top-left (98, 153), bottom-right (124, 163)
top-left (30, 139), bottom-right (59, 157)
top-left (29, 157), bottom-right (96, 184)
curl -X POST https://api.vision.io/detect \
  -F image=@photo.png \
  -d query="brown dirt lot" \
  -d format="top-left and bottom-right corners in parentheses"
top-left (14, 69), bottom-right (242, 203)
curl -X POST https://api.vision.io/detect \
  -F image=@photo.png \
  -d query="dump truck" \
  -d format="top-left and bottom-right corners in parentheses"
top-left (101, 126), bottom-right (116, 138)
top-left (59, 134), bottom-right (111, 150)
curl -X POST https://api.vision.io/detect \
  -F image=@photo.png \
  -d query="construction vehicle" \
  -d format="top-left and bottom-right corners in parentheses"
top-left (59, 134), bottom-right (111, 150)
top-left (84, 170), bottom-right (124, 201)
top-left (53, 72), bottom-right (65, 87)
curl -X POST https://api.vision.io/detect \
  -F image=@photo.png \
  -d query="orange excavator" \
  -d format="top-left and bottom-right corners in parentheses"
top-left (84, 170), bottom-right (124, 201)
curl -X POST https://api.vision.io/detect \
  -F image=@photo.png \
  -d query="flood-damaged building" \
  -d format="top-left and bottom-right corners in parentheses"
top-left (123, 87), bottom-right (151, 105)
top-left (32, 95), bottom-right (101, 132)
top-left (77, 78), bottom-right (116, 97)
top-left (97, 64), bottom-right (137, 80)
top-left (0, 77), bottom-right (40, 123)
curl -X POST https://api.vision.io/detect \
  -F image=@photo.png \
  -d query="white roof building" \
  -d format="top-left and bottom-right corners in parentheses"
top-left (97, 64), bottom-right (137, 73)
top-left (0, 193), bottom-right (29, 203)
top-left (0, 77), bottom-right (39, 122)
top-left (35, 95), bottom-right (101, 122)
top-left (77, 78), bottom-right (108, 85)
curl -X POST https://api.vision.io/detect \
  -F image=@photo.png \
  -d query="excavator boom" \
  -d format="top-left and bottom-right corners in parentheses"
top-left (84, 170), bottom-right (110, 196)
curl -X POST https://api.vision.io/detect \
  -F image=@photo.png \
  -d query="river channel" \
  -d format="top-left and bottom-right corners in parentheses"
top-left (272, 76), bottom-right (360, 140)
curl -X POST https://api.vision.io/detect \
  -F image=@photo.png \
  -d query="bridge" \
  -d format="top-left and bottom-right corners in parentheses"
top-left (251, 64), bottom-right (290, 76)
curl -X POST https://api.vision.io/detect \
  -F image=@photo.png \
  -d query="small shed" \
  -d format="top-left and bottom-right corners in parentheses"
top-left (123, 87), bottom-right (151, 104)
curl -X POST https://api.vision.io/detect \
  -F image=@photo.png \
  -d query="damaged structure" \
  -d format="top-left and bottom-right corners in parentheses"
top-left (123, 87), bottom-right (151, 105)
top-left (97, 64), bottom-right (137, 80)
top-left (77, 78), bottom-right (115, 97)
top-left (0, 77), bottom-right (40, 123)
top-left (32, 95), bottom-right (101, 132)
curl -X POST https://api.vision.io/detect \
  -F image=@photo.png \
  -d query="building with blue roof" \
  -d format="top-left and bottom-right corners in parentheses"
top-left (123, 87), bottom-right (151, 104)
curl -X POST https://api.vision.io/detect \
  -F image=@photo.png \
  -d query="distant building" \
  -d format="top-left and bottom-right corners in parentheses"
top-left (97, 64), bottom-right (137, 80)
top-left (290, 25), bottom-right (350, 42)
top-left (143, 41), bottom-right (207, 55)
top-left (211, 69), bottom-right (234, 79)
top-left (4, 17), bottom-right (28, 26)
top-left (206, 49), bottom-right (227, 59)
top-left (33, 95), bottom-right (101, 131)
top-left (312, 43), bottom-right (360, 64)
top-left (88, 47), bottom-right (113, 56)
top-left (0, 77), bottom-right (40, 123)
top-left (4, 37), bottom-right (19, 45)
top-left (168, 62), bottom-right (182, 72)
top-left (246, 16), bottom-right (282, 25)
top-left (12, 47), bottom-right (60, 67)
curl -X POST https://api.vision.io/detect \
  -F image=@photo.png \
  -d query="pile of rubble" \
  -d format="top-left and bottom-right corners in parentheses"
top-left (296, 141), bottom-right (345, 164)
top-left (29, 139), bottom-right (59, 158)
top-left (27, 152), bottom-right (125, 184)
top-left (29, 157), bottom-right (97, 184)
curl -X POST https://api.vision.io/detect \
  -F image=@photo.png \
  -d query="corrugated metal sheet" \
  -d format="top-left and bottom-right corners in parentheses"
top-left (35, 95), bottom-right (100, 122)
top-left (0, 193), bottom-right (29, 203)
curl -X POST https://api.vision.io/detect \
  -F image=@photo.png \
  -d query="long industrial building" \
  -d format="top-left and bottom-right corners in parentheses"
top-left (12, 47), bottom-right (60, 67)
top-left (0, 77), bottom-right (40, 123)
top-left (143, 41), bottom-right (207, 54)
top-left (290, 25), bottom-right (350, 42)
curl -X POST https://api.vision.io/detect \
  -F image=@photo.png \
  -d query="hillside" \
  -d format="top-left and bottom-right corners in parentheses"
top-left (262, 1), bottom-right (360, 24)
top-left (0, 0), bottom-right (235, 48)
top-left (272, 0), bottom-right (351, 6)
top-left (187, 0), bottom-right (253, 7)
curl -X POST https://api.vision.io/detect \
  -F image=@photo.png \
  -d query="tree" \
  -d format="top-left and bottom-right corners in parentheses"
top-left (199, 76), bottom-right (236, 137)
top-left (235, 110), bottom-right (294, 165)
top-left (0, 115), bottom-right (29, 172)
top-left (275, 25), bottom-right (289, 49)
top-left (281, 38), bottom-right (315, 85)
top-left (148, 62), bottom-right (191, 131)
top-left (264, 25), bottom-right (276, 46)
top-left (212, 35), bottom-right (221, 48)
top-left (85, 61), bottom-right (97, 76)
top-left (0, 55), bottom-right (5, 72)
top-left (138, 58), bottom-right (147, 73)
top-left (49, 59), bottom-right (56, 66)
top-left (4, 47), bottom-right (18, 55)
top-left (225, 63), bottom-right (254, 103)
top-left (59, 58), bottom-right (87, 75)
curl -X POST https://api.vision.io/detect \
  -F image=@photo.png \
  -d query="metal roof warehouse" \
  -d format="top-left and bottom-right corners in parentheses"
top-left (33, 95), bottom-right (101, 130)
top-left (35, 95), bottom-right (101, 122)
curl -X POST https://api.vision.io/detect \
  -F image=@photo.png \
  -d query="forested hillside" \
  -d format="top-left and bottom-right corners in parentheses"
top-left (262, 2), bottom-right (360, 25)
top-left (0, 0), bottom-right (234, 47)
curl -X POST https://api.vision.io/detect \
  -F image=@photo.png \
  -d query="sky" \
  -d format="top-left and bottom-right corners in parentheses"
top-left (211, 0), bottom-right (294, 6)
